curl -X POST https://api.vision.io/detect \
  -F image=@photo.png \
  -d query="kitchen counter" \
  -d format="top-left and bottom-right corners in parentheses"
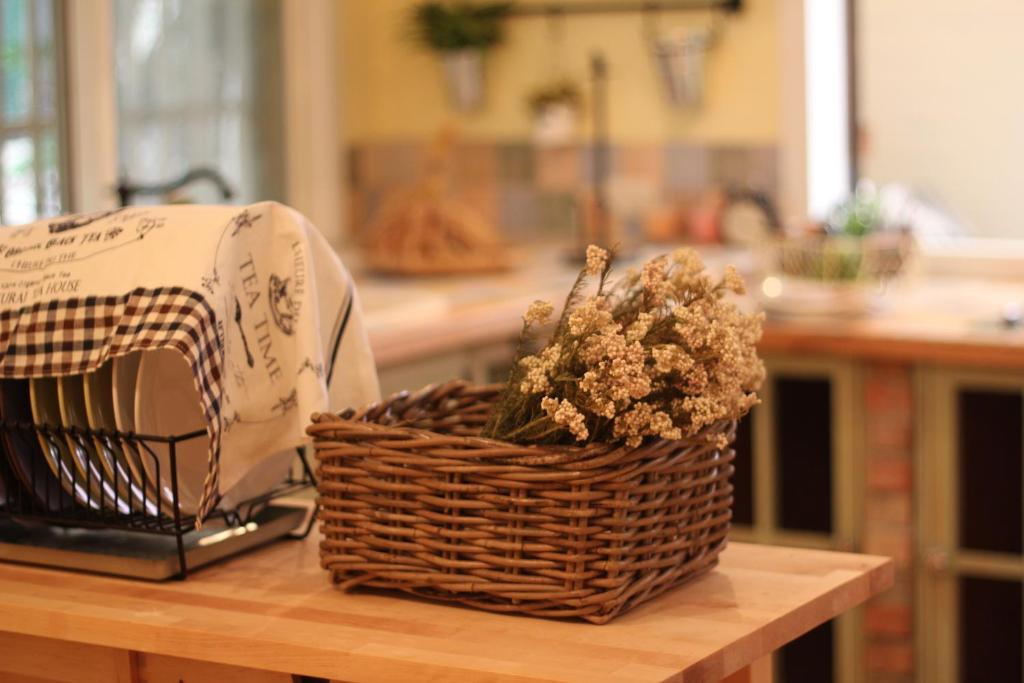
top-left (355, 246), bottom-right (579, 368)
top-left (758, 277), bottom-right (1024, 368)
top-left (0, 535), bottom-right (892, 682)
top-left (355, 247), bottom-right (1024, 370)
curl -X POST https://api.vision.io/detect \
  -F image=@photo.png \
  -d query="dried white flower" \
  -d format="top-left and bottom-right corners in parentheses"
top-left (523, 300), bottom-right (554, 325)
top-left (518, 343), bottom-right (562, 394)
top-left (567, 297), bottom-right (613, 336)
top-left (723, 265), bottom-right (746, 295)
top-left (625, 312), bottom-right (653, 343)
top-left (642, 256), bottom-right (670, 307)
top-left (488, 243), bottom-right (763, 450)
top-left (542, 396), bottom-right (589, 441)
top-left (585, 244), bottom-right (609, 276)
top-left (651, 344), bottom-right (693, 375)
top-left (613, 402), bottom-right (655, 448)
top-left (649, 410), bottom-right (682, 440)
top-left (671, 247), bottom-right (701, 269)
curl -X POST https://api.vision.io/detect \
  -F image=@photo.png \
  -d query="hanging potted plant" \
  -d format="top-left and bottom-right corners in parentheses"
top-left (412, 2), bottom-right (512, 112)
top-left (527, 79), bottom-right (582, 146)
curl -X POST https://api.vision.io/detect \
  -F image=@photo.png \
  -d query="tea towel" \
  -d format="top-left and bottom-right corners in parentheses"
top-left (0, 201), bottom-right (380, 522)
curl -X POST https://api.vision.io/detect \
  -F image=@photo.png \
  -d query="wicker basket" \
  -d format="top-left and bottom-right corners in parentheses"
top-left (309, 381), bottom-right (736, 624)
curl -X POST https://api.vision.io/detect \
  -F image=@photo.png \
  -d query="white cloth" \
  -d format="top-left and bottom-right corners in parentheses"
top-left (0, 201), bottom-right (380, 519)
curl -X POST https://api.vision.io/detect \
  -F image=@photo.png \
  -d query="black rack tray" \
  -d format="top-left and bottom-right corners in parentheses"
top-left (0, 420), bottom-right (315, 579)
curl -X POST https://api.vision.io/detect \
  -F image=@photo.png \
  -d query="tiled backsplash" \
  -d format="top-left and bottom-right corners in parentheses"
top-left (348, 141), bottom-right (777, 242)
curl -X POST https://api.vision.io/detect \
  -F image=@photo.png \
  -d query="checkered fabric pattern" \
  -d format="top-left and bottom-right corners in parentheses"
top-left (0, 286), bottom-right (225, 521)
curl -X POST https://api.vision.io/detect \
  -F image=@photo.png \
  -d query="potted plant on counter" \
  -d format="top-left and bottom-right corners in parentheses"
top-left (762, 181), bottom-right (912, 317)
top-left (412, 1), bottom-right (512, 112)
top-left (527, 79), bottom-right (583, 146)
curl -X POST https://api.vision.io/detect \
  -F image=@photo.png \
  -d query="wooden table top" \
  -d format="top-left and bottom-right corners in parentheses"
top-left (0, 537), bottom-right (892, 682)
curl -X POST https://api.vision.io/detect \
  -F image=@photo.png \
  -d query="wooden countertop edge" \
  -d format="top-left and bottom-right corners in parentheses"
top-left (759, 327), bottom-right (1024, 369)
top-left (688, 555), bottom-right (895, 682)
top-left (0, 550), bottom-right (895, 682)
top-left (0, 600), bottom-right (508, 683)
top-left (373, 315), bottom-right (1024, 371)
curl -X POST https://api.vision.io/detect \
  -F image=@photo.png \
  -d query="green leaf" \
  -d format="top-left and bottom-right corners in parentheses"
top-left (411, 2), bottom-right (513, 51)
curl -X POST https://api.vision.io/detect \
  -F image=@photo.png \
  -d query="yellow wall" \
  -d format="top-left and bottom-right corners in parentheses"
top-left (339, 0), bottom-right (779, 145)
top-left (858, 0), bottom-right (1024, 237)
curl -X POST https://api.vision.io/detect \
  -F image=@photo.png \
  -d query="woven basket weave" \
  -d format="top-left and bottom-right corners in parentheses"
top-left (309, 380), bottom-right (736, 624)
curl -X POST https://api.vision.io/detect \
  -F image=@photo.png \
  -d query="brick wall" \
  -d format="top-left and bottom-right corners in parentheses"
top-left (862, 363), bottom-right (915, 682)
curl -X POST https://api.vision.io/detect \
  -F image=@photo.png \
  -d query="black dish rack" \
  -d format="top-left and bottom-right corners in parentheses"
top-left (0, 420), bottom-right (316, 579)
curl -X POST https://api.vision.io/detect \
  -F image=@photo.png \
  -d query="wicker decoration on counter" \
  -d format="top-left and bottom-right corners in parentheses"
top-left (362, 127), bottom-right (507, 275)
top-left (310, 380), bottom-right (736, 624)
top-left (773, 232), bottom-right (909, 283)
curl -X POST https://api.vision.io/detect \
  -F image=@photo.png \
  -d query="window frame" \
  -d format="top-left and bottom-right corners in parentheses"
top-left (778, 0), bottom-right (856, 224)
top-left (60, 0), bottom-right (344, 245)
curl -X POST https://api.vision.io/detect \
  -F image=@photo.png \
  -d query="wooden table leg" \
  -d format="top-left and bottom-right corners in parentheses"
top-left (722, 654), bottom-right (773, 683)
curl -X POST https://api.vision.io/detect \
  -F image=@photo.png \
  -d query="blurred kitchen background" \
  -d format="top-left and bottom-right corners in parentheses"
top-left (3, 1), bottom-right (1024, 681)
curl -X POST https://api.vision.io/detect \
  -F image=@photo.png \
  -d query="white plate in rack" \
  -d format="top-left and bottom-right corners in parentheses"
top-left (29, 377), bottom-right (97, 509)
top-left (113, 351), bottom-right (175, 510)
top-left (84, 361), bottom-right (159, 515)
top-left (111, 351), bottom-right (142, 435)
top-left (58, 373), bottom-right (130, 513)
top-left (133, 348), bottom-right (209, 517)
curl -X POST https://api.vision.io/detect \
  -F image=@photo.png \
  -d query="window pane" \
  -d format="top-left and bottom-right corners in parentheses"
top-left (39, 130), bottom-right (59, 216)
top-left (2, 135), bottom-right (36, 224)
top-left (114, 0), bottom-right (284, 204)
top-left (33, 0), bottom-right (52, 45)
top-left (33, 43), bottom-right (55, 120)
top-left (33, 0), bottom-right (56, 120)
top-left (0, 0), bottom-right (63, 223)
top-left (1, 0), bottom-right (33, 123)
top-left (775, 377), bottom-right (833, 533)
top-left (958, 389), bottom-right (1023, 554)
top-left (959, 576), bottom-right (1022, 683)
